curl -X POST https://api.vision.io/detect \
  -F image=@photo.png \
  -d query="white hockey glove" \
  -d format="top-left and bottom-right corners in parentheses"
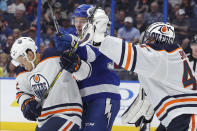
top-left (92, 8), bottom-right (110, 44)
top-left (80, 8), bottom-right (109, 47)
top-left (121, 87), bottom-right (154, 129)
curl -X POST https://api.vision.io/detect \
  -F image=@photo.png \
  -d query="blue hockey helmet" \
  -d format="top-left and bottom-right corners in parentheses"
top-left (74, 4), bottom-right (93, 18)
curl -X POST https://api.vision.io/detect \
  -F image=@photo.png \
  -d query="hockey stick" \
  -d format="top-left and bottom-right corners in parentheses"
top-left (43, 68), bottom-right (63, 99)
top-left (47, 0), bottom-right (63, 37)
top-left (42, 0), bottom-right (64, 99)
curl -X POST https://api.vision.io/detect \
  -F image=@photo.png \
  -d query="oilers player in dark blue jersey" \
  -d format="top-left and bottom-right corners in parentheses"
top-left (55, 4), bottom-right (121, 131)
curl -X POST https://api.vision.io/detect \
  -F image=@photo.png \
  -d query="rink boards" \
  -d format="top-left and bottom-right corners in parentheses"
top-left (0, 78), bottom-right (159, 131)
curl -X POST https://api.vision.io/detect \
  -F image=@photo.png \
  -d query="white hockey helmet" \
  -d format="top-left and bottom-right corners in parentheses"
top-left (11, 37), bottom-right (37, 66)
top-left (142, 22), bottom-right (175, 44)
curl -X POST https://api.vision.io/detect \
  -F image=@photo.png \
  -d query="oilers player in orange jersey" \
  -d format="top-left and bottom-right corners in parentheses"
top-left (84, 9), bottom-right (197, 131)
top-left (10, 37), bottom-right (91, 131)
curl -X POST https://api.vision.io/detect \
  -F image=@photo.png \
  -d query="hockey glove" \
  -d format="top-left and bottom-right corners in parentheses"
top-left (21, 98), bottom-right (42, 121)
top-left (121, 87), bottom-right (154, 127)
top-left (91, 9), bottom-right (110, 44)
top-left (60, 50), bottom-right (81, 73)
top-left (55, 32), bottom-right (77, 52)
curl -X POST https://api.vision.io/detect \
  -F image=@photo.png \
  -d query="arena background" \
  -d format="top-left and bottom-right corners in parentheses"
top-left (1, 0), bottom-right (197, 130)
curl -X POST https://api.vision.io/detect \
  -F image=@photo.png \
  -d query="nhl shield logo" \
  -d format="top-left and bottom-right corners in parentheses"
top-left (30, 74), bottom-right (49, 99)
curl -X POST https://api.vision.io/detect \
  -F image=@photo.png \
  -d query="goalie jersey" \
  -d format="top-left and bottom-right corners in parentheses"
top-left (16, 48), bottom-right (83, 128)
top-left (99, 36), bottom-right (197, 127)
top-left (76, 44), bottom-right (121, 102)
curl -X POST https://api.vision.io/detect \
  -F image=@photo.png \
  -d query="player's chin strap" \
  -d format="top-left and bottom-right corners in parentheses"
top-left (24, 52), bottom-right (37, 70)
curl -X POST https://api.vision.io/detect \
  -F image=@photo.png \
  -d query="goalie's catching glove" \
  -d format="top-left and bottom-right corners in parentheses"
top-left (80, 8), bottom-right (110, 47)
top-left (121, 87), bottom-right (154, 127)
top-left (21, 98), bottom-right (42, 121)
top-left (91, 8), bottom-right (110, 44)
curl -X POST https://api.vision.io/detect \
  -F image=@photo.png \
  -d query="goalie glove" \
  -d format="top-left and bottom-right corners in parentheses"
top-left (121, 87), bottom-right (154, 128)
top-left (81, 8), bottom-right (109, 47)
top-left (91, 8), bottom-right (110, 44)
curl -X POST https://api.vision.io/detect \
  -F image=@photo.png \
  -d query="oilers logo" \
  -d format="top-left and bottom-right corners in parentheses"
top-left (30, 74), bottom-right (49, 99)
top-left (147, 25), bottom-right (174, 44)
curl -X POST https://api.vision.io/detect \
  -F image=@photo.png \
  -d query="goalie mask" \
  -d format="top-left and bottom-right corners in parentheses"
top-left (11, 37), bottom-right (37, 68)
top-left (142, 22), bottom-right (175, 44)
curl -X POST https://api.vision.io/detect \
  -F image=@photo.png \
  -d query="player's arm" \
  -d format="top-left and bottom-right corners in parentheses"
top-left (99, 36), bottom-right (164, 78)
top-left (16, 73), bottom-right (42, 121)
top-left (81, 8), bottom-right (164, 78)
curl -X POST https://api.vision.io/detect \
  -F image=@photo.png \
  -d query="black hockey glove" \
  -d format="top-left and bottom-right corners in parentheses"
top-left (21, 98), bottom-right (42, 121)
top-left (60, 50), bottom-right (81, 73)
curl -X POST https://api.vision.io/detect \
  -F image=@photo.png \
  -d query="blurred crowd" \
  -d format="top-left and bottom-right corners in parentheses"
top-left (0, 0), bottom-right (197, 80)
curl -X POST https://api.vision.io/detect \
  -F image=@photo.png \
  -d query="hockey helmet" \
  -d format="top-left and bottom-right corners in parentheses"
top-left (11, 37), bottom-right (37, 66)
top-left (74, 4), bottom-right (93, 18)
top-left (142, 22), bottom-right (175, 44)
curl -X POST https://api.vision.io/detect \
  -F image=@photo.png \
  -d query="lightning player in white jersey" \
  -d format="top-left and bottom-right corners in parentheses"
top-left (10, 37), bottom-right (91, 131)
top-left (55, 4), bottom-right (121, 131)
top-left (86, 9), bottom-right (197, 130)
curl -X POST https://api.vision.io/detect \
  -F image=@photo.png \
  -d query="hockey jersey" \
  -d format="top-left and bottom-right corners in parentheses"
top-left (99, 36), bottom-right (197, 127)
top-left (16, 48), bottom-right (83, 127)
top-left (76, 43), bottom-right (121, 102)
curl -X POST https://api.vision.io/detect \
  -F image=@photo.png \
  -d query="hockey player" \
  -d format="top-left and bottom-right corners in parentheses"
top-left (11, 37), bottom-right (91, 131)
top-left (89, 9), bottom-right (197, 130)
top-left (56, 4), bottom-right (121, 131)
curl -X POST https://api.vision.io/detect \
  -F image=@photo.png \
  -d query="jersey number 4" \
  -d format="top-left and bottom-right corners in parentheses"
top-left (182, 60), bottom-right (197, 90)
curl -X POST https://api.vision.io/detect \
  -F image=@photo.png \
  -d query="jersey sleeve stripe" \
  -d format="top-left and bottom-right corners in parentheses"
top-left (156, 98), bottom-right (197, 117)
top-left (40, 108), bottom-right (83, 117)
top-left (124, 43), bottom-right (132, 70)
top-left (118, 40), bottom-right (125, 68)
top-left (159, 104), bottom-right (197, 121)
top-left (62, 121), bottom-right (73, 131)
top-left (38, 113), bottom-right (82, 122)
top-left (16, 92), bottom-right (23, 100)
top-left (192, 114), bottom-right (195, 131)
top-left (131, 44), bottom-right (137, 72)
top-left (42, 103), bottom-right (82, 111)
top-left (154, 93), bottom-right (197, 111)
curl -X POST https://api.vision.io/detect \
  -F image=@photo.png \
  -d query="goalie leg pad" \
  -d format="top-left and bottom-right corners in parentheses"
top-left (121, 87), bottom-right (154, 126)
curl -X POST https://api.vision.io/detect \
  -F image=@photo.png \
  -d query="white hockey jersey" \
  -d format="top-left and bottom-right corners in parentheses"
top-left (99, 36), bottom-right (197, 127)
top-left (16, 56), bottom-right (83, 128)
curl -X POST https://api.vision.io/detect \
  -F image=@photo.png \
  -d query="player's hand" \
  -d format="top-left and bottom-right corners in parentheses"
top-left (21, 98), bottom-right (42, 121)
top-left (55, 32), bottom-right (77, 52)
top-left (60, 50), bottom-right (81, 73)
